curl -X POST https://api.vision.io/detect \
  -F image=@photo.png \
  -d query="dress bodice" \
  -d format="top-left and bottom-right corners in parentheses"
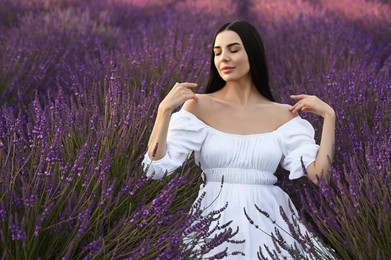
top-left (143, 109), bottom-right (319, 182)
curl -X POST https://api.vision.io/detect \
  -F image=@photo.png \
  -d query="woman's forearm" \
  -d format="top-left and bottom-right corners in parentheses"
top-left (147, 82), bottom-right (199, 160)
top-left (147, 105), bottom-right (172, 160)
top-left (289, 94), bottom-right (336, 185)
top-left (307, 111), bottom-right (336, 185)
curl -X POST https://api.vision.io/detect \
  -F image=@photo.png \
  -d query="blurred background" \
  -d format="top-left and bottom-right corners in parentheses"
top-left (0, 0), bottom-right (390, 259)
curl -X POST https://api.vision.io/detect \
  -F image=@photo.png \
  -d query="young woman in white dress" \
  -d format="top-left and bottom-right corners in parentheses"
top-left (143, 20), bottom-right (336, 259)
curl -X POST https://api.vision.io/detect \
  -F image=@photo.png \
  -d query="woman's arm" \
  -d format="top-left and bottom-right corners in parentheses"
top-left (147, 82), bottom-right (198, 160)
top-left (289, 94), bottom-right (336, 185)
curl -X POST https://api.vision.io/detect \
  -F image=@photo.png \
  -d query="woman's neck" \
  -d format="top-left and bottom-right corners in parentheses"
top-left (218, 79), bottom-right (269, 106)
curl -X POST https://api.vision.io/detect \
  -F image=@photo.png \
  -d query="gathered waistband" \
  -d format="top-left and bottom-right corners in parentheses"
top-left (202, 168), bottom-right (277, 186)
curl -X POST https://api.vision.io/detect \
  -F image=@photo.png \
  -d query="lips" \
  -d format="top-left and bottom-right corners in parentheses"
top-left (221, 66), bottom-right (235, 73)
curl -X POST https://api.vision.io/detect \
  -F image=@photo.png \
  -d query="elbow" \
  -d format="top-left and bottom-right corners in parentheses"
top-left (308, 175), bottom-right (319, 186)
top-left (307, 170), bottom-right (330, 186)
top-left (306, 163), bottom-right (330, 186)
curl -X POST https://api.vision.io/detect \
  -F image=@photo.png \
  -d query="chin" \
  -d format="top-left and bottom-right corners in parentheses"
top-left (221, 74), bottom-right (237, 81)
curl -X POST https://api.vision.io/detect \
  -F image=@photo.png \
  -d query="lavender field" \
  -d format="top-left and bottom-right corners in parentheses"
top-left (0, 0), bottom-right (390, 259)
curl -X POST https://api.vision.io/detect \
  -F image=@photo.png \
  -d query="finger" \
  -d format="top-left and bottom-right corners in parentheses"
top-left (183, 89), bottom-right (198, 99)
top-left (301, 107), bottom-right (313, 113)
top-left (291, 103), bottom-right (305, 113)
top-left (290, 94), bottom-right (309, 100)
top-left (180, 82), bottom-right (198, 89)
top-left (290, 101), bottom-right (302, 110)
top-left (289, 106), bottom-right (300, 114)
top-left (192, 94), bottom-right (199, 102)
top-left (289, 103), bottom-right (297, 112)
top-left (291, 107), bottom-right (300, 114)
top-left (290, 105), bottom-right (301, 113)
top-left (180, 93), bottom-right (199, 105)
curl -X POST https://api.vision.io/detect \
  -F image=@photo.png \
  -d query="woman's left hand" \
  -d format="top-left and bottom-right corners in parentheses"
top-left (289, 94), bottom-right (335, 118)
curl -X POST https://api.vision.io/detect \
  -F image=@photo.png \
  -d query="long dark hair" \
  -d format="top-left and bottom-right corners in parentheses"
top-left (204, 20), bottom-right (275, 102)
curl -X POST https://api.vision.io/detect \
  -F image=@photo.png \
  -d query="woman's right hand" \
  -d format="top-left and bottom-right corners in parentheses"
top-left (159, 82), bottom-right (199, 112)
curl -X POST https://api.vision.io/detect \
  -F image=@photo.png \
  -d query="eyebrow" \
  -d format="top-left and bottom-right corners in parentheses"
top-left (213, 42), bottom-right (241, 49)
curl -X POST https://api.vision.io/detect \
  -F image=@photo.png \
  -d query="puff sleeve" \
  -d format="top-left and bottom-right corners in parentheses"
top-left (142, 110), bottom-right (207, 180)
top-left (278, 117), bottom-right (320, 180)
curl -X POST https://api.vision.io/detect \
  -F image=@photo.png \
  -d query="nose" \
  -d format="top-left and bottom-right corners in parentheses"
top-left (221, 51), bottom-right (230, 62)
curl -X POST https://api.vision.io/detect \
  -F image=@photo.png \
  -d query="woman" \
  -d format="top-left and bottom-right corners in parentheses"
top-left (143, 20), bottom-right (335, 259)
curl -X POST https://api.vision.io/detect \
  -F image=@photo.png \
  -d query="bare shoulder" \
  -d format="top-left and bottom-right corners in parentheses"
top-left (181, 94), bottom-right (213, 118)
top-left (268, 102), bottom-right (299, 123)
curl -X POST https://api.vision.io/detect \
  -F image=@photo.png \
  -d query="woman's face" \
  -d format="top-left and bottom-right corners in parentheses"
top-left (213, 30), bottom-right (250, 82)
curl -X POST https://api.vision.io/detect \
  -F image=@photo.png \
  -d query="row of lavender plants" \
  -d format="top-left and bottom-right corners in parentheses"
top-left (0, 0), bottom-right (390, 259)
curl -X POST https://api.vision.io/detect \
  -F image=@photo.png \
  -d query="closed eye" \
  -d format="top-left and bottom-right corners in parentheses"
top-left (214, 50), bottom-right (239, 56)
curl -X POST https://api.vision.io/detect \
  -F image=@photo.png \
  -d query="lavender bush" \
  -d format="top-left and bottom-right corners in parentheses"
top-left (0, 0), bottom-right (390, 259)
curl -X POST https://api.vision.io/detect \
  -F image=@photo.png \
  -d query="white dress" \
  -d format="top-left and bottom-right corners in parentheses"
top-left (143, 109), bottom-right (321, 259)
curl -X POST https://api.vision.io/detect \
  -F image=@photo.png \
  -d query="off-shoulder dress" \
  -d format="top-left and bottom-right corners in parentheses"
top-left (143, 109), bottom-right (322, 259)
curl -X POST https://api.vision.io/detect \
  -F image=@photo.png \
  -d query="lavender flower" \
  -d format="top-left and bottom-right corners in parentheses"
top-left (0, 0), bottom-right (389, 259)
